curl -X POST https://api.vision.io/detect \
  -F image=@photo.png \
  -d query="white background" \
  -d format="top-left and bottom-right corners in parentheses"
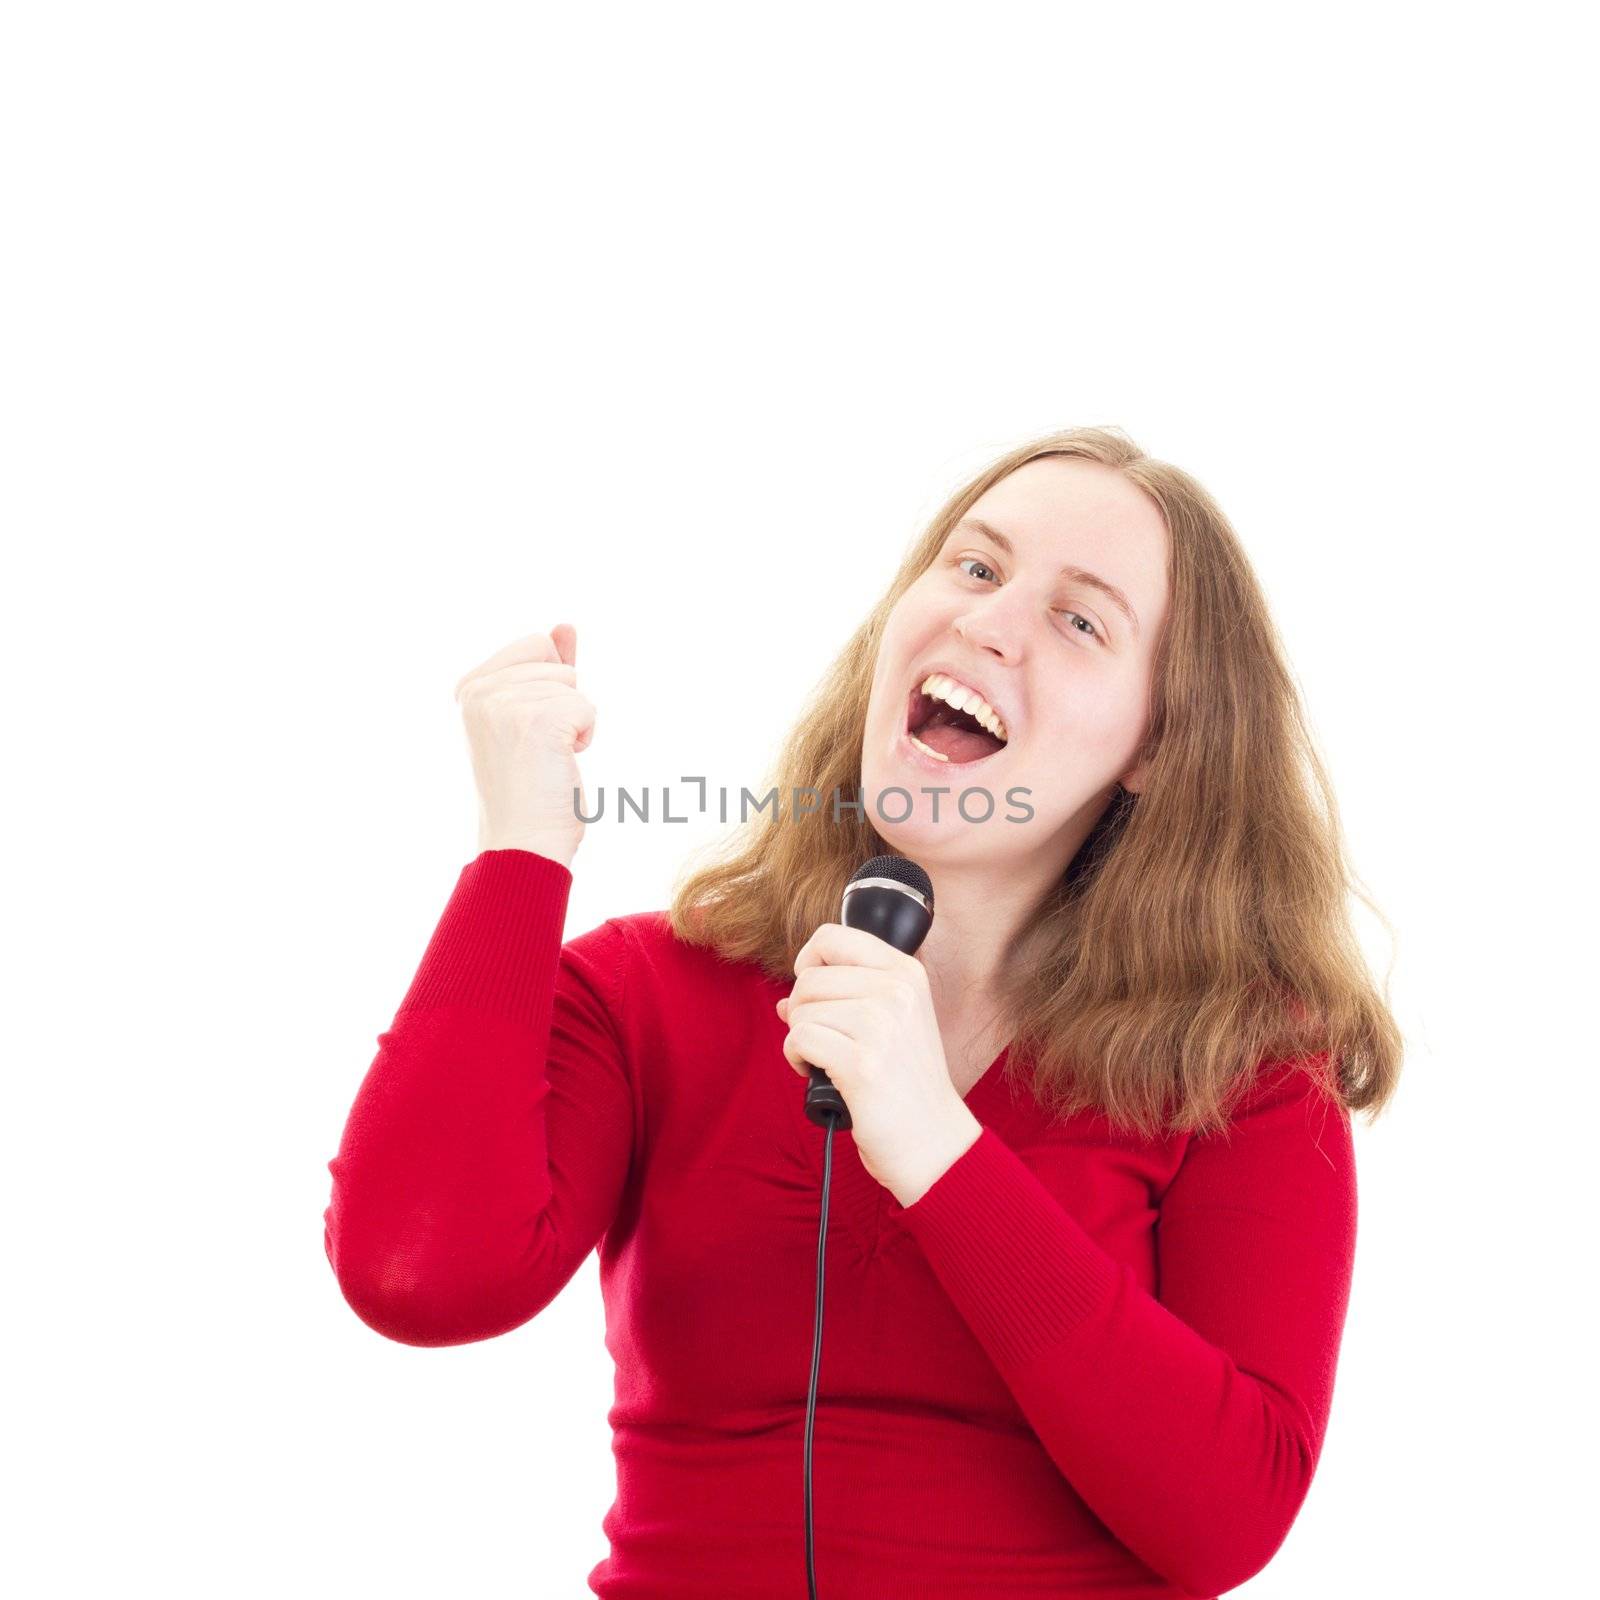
top-left (5, 3), bottom-right (1594, 1595)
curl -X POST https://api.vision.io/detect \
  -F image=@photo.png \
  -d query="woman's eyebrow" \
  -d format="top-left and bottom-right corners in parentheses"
top-left (954, 517), bottom-right (1141, 638)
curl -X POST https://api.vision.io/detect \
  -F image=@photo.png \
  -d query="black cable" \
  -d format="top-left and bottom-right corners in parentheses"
top-left (804, 1110), bottom-right (838, 1600)
top-left (800, 855), bottom-right (934, 1594)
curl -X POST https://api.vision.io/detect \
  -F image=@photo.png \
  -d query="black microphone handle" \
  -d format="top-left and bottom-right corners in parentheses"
top-left (802, 877), bottom-right (933, 1130)
top-left (804, 1064), bottom-right (852, 1129)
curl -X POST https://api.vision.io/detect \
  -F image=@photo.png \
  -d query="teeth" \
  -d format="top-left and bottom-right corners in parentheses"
top-left (920, 673), bottom-right (1008, 742)
top-left (908, 732), bottom-right (950, 762)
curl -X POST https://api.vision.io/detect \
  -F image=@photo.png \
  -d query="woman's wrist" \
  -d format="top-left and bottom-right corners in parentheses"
top-left (478, 833), bottom-right (577, 869)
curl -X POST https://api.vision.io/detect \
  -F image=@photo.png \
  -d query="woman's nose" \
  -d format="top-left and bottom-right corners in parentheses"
top-left (954, 590), bottom-right (1029, 663)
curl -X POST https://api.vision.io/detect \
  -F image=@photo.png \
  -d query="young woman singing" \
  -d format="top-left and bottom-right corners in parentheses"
top-left (323, 424), bottom-right (1402, 1598)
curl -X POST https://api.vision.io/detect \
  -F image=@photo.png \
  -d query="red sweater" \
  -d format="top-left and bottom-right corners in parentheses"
top-left (323, 849), bottom-right (1358, 1599)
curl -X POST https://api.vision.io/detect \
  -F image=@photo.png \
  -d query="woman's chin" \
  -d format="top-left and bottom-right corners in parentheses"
top-left (850, 727), bottom-right (1019, 842)
top-left (855, 784), bottom-right (1014, 850)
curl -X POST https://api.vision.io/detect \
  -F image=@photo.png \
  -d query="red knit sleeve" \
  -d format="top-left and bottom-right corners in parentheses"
top-left (322, 849), bottom-right (636, 1348)
top-left (888, 1056), bottom-right (1357, 1596)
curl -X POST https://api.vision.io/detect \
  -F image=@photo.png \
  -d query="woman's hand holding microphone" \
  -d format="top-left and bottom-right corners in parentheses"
top-left (454, 624), bottom-right (597, 870)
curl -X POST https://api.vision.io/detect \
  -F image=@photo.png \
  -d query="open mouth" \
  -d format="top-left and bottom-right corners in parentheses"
top-left (904, 677), bottom-right (1009, 765)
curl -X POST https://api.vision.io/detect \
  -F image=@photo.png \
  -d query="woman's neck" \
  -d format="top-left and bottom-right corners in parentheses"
top-left (914, 862), bottom-right (1045, 1029)
top-left (908, 790), bottom-right (1112, 1017)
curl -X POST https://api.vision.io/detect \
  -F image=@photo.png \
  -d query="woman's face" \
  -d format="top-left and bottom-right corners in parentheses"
top-left (860, 456), bottom-right (1172, 868)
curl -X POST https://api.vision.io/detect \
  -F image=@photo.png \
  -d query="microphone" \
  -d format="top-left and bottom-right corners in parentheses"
top-left (802, 854), bottom-right (935, 1130)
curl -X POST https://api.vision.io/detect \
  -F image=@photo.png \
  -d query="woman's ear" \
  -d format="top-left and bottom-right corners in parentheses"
top-left (1118, 757), bottom-right (1149, 795)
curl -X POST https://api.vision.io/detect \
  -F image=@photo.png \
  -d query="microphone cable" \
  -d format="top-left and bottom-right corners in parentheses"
top-left (798, 854), bottom-right (935, 1599)
top-left (803, 1109), bottom-right (839, 1600)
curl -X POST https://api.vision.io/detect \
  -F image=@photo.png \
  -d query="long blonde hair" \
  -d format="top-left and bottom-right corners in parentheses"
top-left (666, 426), bottom-right (1404, 1138)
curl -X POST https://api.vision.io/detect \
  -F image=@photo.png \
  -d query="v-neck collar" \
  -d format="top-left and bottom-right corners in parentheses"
top-left (777, 1034), bottom-right (1020, 1268)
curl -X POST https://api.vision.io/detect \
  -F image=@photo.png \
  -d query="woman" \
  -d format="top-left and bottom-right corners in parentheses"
top-left (323, 425), bottom-right (1403, 1598)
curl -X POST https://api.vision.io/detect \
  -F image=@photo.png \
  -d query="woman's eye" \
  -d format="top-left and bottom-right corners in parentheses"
top-left (1056, 609), bottom-right (1101, 642)
top-left (956, 556), bottom-right (997, 584)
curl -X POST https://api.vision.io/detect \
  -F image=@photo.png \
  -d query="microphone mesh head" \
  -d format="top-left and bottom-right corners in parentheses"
top-left (849, 854), bottom-right (933, 911)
